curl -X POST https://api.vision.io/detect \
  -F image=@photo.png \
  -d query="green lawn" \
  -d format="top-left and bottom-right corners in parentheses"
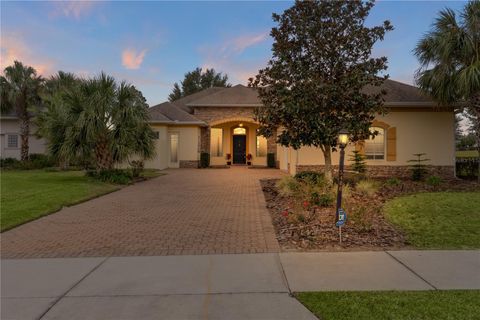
top-left (296, 291), bottom-right (480, 320)
top-left (0, 170), bottom-right (119, 232)
top-left (456, 150), bottom-right (479, 158)
top-left (384, 192), bottom-right (480, 249)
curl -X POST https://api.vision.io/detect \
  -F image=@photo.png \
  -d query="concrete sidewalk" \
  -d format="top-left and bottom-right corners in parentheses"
top-left (2, 251), bottom-right (479, 320)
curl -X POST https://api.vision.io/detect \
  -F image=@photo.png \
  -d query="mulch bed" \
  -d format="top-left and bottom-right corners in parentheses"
top-left (261, 178), bottom-right (479, 251)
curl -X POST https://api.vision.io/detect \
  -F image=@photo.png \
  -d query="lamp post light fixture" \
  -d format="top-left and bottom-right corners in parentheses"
top-left (335, 129), bottom-right (349, 242)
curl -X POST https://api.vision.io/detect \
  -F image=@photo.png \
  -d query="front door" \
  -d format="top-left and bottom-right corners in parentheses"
top-left (233, 135), bottom-right (246, 164)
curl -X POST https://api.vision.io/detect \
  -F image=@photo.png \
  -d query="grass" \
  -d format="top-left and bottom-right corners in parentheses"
top-left (296, 291), bottom-right (480, 320)
top-left (0, 170), bottom-right (119, 232)
top-left (456, 150), bottom-right (479, 158)
top-left (384, 192), bottom-right (480, 249)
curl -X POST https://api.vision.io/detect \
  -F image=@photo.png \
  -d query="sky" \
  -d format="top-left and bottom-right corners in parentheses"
top-left (0, 0), bottom-right (468, 106)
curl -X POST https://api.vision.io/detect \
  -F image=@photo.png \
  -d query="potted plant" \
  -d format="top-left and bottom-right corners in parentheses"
top-left (226, 153), bottom-right (232, 165)
top-left (246, 153), bottom-right (252, 165)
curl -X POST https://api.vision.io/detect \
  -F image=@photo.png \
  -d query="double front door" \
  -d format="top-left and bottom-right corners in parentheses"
top-left (233, 135), bottom-right (246, 164)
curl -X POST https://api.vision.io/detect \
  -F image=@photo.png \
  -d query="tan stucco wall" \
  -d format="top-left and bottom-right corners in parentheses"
top-left (145, 125), bottom-right (200, 169)
top-left (0, 119), bottom-right (46, 159)
top-left (144, 125), bottom-right (169, 169)
top-left (168, 126), bottom-right (199, 162)
top-left (276, 110), bottom-right (455, 175)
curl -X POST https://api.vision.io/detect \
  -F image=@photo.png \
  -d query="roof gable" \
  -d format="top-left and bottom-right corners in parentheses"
top-left (186, 84), bottom-right (262, 107)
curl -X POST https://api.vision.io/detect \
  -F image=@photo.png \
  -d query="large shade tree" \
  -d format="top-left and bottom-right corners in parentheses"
top-left (414, 1), bottom-right (479, 180)
top-left (249, 0), bottom-right (393, 180)
top-left (38, 73), bottom-right (155, 171)
top-left (168, 67), bottom-right (231, 101)
top-left (0, 61), bottom-right (44, 161)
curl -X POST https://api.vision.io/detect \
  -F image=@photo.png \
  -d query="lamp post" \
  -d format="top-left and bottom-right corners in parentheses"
top-left (335, 129), bottom-right (349, 243)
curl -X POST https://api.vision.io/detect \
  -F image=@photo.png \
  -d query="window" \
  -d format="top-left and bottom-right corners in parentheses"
top-left (7, 134), bottom-right (18, 148)
top-left (256, 135), bottom-right (267, 157)
top-left (233, 127), bottom-right (246, 135)
top-left (153, 131), bottom-right (160, 139)
top-left (210, 128), bottom-right (223, 157)
top-left (170, 133), bottom-right (178, 163)
top-left (365, 127), bottom-right (385, 160)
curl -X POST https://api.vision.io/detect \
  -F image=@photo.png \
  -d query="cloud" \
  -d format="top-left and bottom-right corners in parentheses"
top-left (199, 31), bottom-right (270, 84)
top-left (0, 33), bottom-right (55, 76)
top-left (122, 48), bottom-right (147, 70)
top-left (50, 1), bottom-right (97, 20)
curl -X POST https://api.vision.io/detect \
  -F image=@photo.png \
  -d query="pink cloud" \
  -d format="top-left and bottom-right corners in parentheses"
top-left (50, 1), bottom-right (97, 20)
top-left (1, 34), bottom-right (55, 76)
top-left (122, 48), bottom-right (147, 70)
top-left (199, 31), bottom-right (270, 84)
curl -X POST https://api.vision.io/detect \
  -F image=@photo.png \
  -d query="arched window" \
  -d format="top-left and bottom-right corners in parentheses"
top-left (365, 127), bottom-right (385, 160)
top-left (233, 127), bottom-right (246, 135)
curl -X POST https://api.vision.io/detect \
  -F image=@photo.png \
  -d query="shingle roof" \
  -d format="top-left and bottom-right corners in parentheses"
top-left (186, 84), bottom-right (262, 107)
top-left (147, 79), bottom-right (438, 124)
top-left (148, 102), bottom-right (206, 125)
top-left (365, 79), bottom-right (434, 105)
top-left (185, 80), bottom-right (435, 107)
top-left (172, 87), bottom-right (226, 113)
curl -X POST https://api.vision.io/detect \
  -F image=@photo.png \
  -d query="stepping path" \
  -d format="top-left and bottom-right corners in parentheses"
top-left (2, 250), bottom-right (479, 319)
top-left (1, 167), bottom-right (283, 259)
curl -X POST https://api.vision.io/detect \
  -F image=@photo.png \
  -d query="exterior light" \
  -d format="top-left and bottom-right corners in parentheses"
top-left (338, 129), bottom-right (349, 148)
top-left (335, 128), bottom-right (349, 244)
top-left (239, 123), bottom-right (243, 127)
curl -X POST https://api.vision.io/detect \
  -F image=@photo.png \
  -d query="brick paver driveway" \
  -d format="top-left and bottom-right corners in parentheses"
top-left (1, 167), bottom-right (284, 258)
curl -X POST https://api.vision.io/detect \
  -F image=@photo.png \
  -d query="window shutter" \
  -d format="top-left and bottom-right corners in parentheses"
top-left (386, 127), bottom-right (396, 161)
top-left (355, 141), bottom-right (365, 155)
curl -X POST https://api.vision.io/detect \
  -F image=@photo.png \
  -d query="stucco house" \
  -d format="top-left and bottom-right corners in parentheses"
top-left (146, 79), bottom-right (455, 178)
top-left (0, 110), bottom-right (46, 159)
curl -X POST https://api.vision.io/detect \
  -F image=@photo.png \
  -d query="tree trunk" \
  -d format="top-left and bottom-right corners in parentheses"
top-left (95, 137), bottom-right (113, 172)
top-left (322, 145), bottom-right (333, 182)
top-left (19, 116), bottom-right (30, 161)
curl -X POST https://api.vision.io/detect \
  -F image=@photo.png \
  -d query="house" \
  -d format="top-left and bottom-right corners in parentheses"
top-left (146, 79), bottom-right (455, 178)
top-left (0, 110), bottom-right (46, 159)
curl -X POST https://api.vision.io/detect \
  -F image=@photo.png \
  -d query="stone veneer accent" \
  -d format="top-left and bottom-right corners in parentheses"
top-left (296, 165), bottom-right (455, 179)
top-left (193, 107), bottom-right (255, 124)
top-left (180, 160), bottom-right (199, 168)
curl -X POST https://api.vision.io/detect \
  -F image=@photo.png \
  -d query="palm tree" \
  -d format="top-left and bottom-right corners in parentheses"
top-left (37, 71), bottom-right (81, 167)
top-left (414, 1), bottom-right (480, 181)
top-left (39, 72), bottom-right (155, 172)
top-left (0, 61), bottom-right (44, 161)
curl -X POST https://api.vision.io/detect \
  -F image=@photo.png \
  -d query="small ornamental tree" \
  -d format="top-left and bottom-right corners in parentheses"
top-left (349, 150), bottom-right (367, 174)
top-left (249, 0), bottom-right (393, 180)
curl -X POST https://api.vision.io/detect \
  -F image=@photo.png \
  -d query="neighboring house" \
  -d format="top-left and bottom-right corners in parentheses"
top-left (147, 80), bottom-right (455, 178)
top-left (0, 110), bottom-right (46, 159)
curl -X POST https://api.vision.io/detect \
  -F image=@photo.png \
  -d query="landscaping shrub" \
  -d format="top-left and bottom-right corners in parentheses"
top-left (0, 154), bottom-right (55, 170)
top-left (86, 169), bottom-right (133, 185)
top-left (295, 171), bottom-right (326, 185)
top-left (267, 153), bottom-right (276, 168)
top-left (426, 175), bottom-right (442, 189)
top-left (385, 177), bottom-right (401, 186)
top-left (0, 157), bottom-right (20, 169)
top-left (28, 153), bottom-right (55, 168)
top-left (408, 153), bottom-right (430, 181)
top-left (311, 191), bottom-right (334, 207)
top-left (456, 158), bottom-right (478, 180)
top-left (130, 160), bottom-right (144, 178)
top-left (200, 152), bottom-right (210, 168)
top-left (356, 180), bottom-right (380, 196)
top-left (276, 176), bottom-right (301, 197)
top-left (348, 205), bottom-right (373, 232)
